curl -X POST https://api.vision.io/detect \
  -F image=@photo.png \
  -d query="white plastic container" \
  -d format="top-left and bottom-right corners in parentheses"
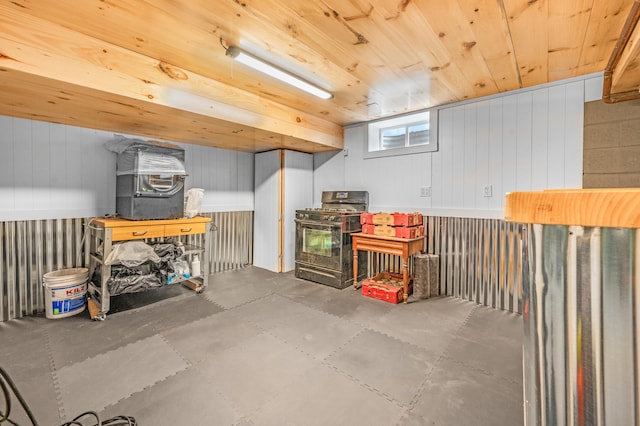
top-left (184, 188), bottom-right (204, 218)
top-left (191, 255), bottom-right (201, 278)
top-left (43, 268), bottom-right (89, 319)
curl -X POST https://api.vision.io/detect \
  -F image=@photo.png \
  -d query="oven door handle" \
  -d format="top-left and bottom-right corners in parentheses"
top-left (295, 219), bottom-right (337, 227)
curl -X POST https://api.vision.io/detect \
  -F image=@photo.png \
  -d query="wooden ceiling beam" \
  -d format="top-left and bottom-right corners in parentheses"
top-left (0, 4), bottom-right (343, 152)
top-left (611, 1), bottom-right (640, 91)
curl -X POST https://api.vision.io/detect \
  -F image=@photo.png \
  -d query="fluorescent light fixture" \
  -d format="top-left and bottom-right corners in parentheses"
top-left (226, 45), bottom-right (333, 100)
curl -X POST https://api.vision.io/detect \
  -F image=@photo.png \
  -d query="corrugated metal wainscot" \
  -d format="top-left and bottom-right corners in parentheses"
top-left (362, 215), bottom-right (525, 314)
top-left (0, 211), bottom-right (253, 322)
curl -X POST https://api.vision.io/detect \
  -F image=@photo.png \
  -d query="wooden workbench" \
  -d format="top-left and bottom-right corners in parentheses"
top-left (86, 216), bottom-right (212, 320)
top-left (351, 233), bottom-right (425, 303)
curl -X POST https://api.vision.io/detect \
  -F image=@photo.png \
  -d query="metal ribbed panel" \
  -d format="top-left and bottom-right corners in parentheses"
top-left (523, 224), bottom-right (640, 425)
top-left (3, 212), bottom-right (523, 320)
top-left (1, 218), bottom-right (84, 321)
top-left (423, 216), bottom-right (524, 314)
top-left (1, 211), bottom-right (254, 322)
top-left (361, 216), bottom-right (523, 314)
top-left (200, 211), bottom-right (253, 273)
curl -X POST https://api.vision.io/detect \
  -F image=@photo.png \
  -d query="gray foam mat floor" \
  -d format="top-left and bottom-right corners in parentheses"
top-left (0, 266), bottom-right (524, 426)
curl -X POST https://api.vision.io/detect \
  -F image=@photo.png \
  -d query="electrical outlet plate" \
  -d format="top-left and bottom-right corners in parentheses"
top-left (483, 184), bottom-right (493, 197)
top-left (420, 186), bottom-right (432, 197)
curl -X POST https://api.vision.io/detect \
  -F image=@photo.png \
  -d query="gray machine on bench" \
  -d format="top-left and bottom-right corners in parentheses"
top-left (114, 140), bottom-right (186, 220)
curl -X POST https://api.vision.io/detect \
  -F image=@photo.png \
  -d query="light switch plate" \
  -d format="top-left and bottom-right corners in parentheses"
top-left (420, 186), bottom-right (432, 197)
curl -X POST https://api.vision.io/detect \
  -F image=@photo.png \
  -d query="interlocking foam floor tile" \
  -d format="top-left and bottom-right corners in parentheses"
top-left (55, 334), bottom-right (188, 419)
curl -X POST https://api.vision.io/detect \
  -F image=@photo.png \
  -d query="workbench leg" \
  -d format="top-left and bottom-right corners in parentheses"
top-left (353, 250), bottom-right (359, 290)
top-left (402, 257), bottom-right (409, 304)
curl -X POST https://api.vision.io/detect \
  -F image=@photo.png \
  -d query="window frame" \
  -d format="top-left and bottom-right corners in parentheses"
top-left (365, 109), bottom-right (438, 159)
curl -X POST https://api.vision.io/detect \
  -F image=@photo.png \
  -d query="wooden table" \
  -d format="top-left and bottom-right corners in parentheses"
top-left (351, 233), bottom-right (425, 303)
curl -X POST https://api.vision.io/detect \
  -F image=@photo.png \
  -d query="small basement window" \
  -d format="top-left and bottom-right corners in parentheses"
top-left (365, 109), bottom-right (438, 159)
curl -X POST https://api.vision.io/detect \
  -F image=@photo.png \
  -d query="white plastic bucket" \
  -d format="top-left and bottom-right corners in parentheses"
top-left (43, 268), bottom-right (89, 319)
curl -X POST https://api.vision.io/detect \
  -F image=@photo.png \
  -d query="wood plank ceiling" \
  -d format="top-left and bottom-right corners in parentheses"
top-left (0, 0), bottom-right (636, 153)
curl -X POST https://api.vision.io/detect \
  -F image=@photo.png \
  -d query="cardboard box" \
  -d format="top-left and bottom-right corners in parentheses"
top-left (361, 272), bottom-right (412, 304)
top-left (361, 223), bottom-right (375, 234)
top-left (391, 212), bottom-right (423, 227)
top-left (393, 225), bottom-right (424, 239)
top-left (360, 212), bottom-right (374, 225)
top-left (361, 212), bottom-right (424, 227)
top-left (372, 212), bottom-right (395, 225)
top-left (361, 224), bottom-right (424, 239)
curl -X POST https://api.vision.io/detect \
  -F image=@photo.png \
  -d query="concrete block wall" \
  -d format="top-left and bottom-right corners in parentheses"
top-left (584, 99), bottom-right (640, 187)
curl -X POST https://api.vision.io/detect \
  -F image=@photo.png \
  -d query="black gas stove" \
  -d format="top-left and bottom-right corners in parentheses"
top-left (294, 208), bottom-right (362, 232)
top-left (294, 191), bottom-right (368, 288)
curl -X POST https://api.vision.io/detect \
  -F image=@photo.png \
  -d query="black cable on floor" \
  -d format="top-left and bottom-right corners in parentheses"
top-left (0, 366), bottom-right (39, 425)
top-left (60, 411), bottom-right (136, 426)
top-left (1, 366), bottom-right (136, 426)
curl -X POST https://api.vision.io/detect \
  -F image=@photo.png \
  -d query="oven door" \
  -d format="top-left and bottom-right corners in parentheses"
top-left (295, 220), bottom-right (343, 271)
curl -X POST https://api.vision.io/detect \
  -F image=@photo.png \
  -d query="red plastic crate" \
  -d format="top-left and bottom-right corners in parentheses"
top-left (361, 212), bottom-right (424, 227)
top-left (394, 225), bottom-right (425, 239)
top-left (360, 212), bottom-right (374, 225)
top-left (361, 272), bottom-right (413, 304)
top-left (361, 223), bottom-right (375, 234)
top-left (391, 212), bottom-right (420, 227)
top-left (361, 224), bottom-right (424, 239)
